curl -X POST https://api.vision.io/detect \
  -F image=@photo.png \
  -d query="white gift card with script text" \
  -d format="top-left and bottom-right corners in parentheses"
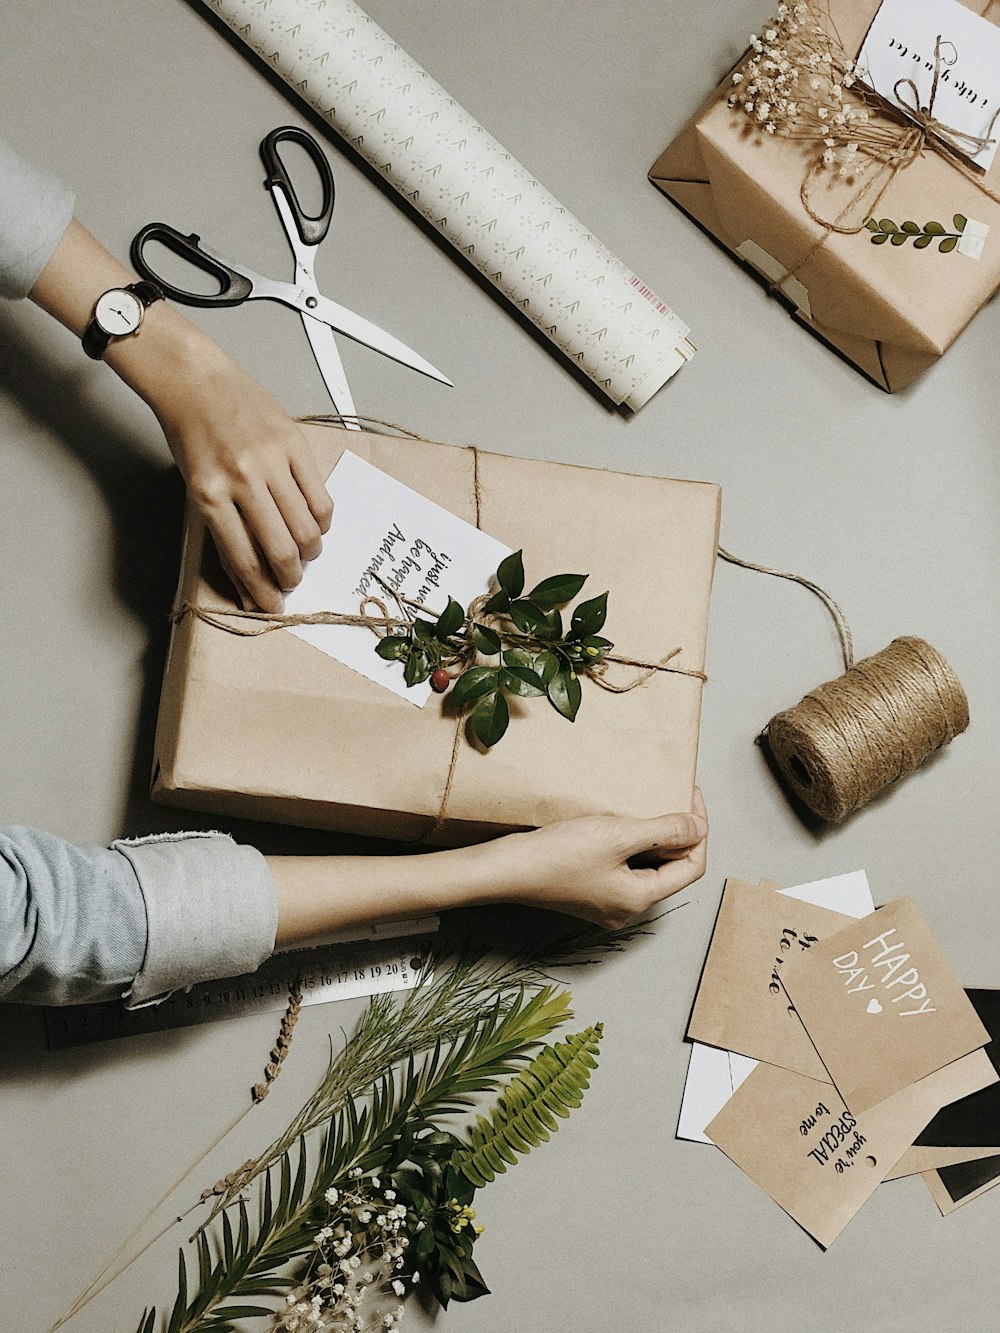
top-left (856, 0), bottom-right (1000, 171)
top-left (283, 452), bottom-right (512, 704)
top-left (677, 872), bottom-right (876, 1144)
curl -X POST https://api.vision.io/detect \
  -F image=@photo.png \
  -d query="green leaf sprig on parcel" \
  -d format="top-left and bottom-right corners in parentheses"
top-left (375, 550), bottom-right (613, 747)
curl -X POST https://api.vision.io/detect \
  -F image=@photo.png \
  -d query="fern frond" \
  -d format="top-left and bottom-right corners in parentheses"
top-left (452, 1025), bottom-right (603, 1188)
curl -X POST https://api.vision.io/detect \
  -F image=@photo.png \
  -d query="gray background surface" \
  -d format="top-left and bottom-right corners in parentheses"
top-left (2, 1), bottom-right (998, 1330)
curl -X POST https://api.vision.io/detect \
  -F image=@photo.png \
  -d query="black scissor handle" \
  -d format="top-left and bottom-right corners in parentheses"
top-left (260, 126), bottom-right (335, 246)
top-left (130, 223), bottom-right (254, 308)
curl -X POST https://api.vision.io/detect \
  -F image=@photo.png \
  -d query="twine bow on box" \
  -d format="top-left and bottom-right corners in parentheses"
top-left (727, 2), bottom-right (1000, 252)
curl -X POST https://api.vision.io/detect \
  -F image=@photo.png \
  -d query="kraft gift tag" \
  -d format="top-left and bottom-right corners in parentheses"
top-left (706, 1049), bottom-right (997, 1248)
top-left (782, 898), bottom-right (990, 1113)
top-left (687, 879), bottom-right (855, 1079)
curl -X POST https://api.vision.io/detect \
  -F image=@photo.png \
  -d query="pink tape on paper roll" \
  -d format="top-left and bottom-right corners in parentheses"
top-left (198, 0), bottom-right (695, 409)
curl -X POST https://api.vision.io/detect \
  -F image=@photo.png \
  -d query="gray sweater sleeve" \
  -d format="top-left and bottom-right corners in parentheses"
top-left (0, 827), bottom-right (278, 1007)
top-left (0, 139), bottom-right (75, 299)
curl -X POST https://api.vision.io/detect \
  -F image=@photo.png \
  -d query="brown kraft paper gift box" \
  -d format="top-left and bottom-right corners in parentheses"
top-left (151, 423), bottom-right (721, 845)
top-left (648, 0), bottom-right (1000, 391)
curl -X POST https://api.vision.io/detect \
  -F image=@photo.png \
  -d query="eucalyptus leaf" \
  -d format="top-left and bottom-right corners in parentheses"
top-left (890, 231), bottom-right (907, 246)
top-left (570, 591), bottom-right (608, 636)
top-left (923, 220), bottom-right (945, 235)
top-left (508, 599), bottom-right (548, 634)
top-left (502, 647), bottom-right (535, 669)
top-left (496, 550), bottom-right (525, 597)
top-left (404, 649), bottom-right (431, 687)
top-left (912, 233), bottom-right (933, 249)
top-left (500, 665), bottom-right (546, 697)
top-left (878, 218), bottom-right (898, 232)
top-left (435, 598), bottom-right (465, 639)
top-left (535, 608), bottom-right (563, 641)
top-left (900, 219), bottom-right (921, 234)
top-left (375, 635), bottom-right (409, 661)
top-left (452, 666), bottom-right (500, 706)
top-left (527, 572), bottom-right (587, 608)
top-left (534, 650), bottom-right (561, 684)
top-left (483, 589), bottom-right (511, 614)
top-left (871, 232), bottom-right (889, 245)
top-left (954, 213), bottom-right (967, 232)
top-left (473, 690), bottom-right (509, 747)
top-left (472, 623), bottom-right (502, 655)
top-left (938, 235), bottom-right (958, 253)
top-left (863, 218), bottom-right (880, 232)
top-left (547, 669), bottom-right (582, 722)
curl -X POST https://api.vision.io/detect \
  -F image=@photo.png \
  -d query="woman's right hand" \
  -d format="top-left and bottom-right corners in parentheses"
top-left (490, 788), bottom-right (709, 929)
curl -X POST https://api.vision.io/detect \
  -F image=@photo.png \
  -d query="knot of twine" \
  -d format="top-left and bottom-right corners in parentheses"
top-left (180, 413), bottom-right (705, 840)
top-left (728, 7), bottom-right (1000, 298)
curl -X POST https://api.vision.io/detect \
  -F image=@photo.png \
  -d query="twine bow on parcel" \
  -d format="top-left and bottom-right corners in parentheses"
top-left (727, 4), bottom-right (1000, 273)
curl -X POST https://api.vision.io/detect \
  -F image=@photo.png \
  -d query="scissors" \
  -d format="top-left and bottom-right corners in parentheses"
top-left (130, 126), bottom-right (452, 429)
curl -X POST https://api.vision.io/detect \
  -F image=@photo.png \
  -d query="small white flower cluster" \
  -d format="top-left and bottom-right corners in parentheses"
top-left (727, 2), bottom-right (870, 174)
top-left (272, 1173), bottom-right (418, 1333)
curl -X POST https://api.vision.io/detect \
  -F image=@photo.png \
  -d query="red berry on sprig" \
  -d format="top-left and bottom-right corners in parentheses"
top-left (430, 668), bottom-right (452, 694)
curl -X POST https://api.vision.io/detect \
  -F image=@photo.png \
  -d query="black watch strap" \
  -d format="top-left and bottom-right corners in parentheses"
top-left (82, 280), bottom-right (165, 360)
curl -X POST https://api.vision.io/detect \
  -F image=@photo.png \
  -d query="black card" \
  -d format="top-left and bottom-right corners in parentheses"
top-left (916, 989), bottom-right (1000, 1147)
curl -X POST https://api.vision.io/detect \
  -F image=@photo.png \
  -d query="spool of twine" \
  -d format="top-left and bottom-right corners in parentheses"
top-left (766, 637), bottom-right (969, 821)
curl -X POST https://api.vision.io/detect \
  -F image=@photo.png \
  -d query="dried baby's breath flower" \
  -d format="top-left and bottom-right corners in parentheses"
top-left (726, 1), bottom-right (872, 173)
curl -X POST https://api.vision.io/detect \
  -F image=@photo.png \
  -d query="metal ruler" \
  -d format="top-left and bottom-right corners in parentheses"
top-left (45, 916), bottom-right (438, 1050)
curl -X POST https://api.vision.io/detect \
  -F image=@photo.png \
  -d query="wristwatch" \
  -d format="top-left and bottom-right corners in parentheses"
top-left (82, 280), bottom-right (164, 360)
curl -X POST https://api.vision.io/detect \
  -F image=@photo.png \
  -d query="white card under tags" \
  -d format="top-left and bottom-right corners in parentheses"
top-left (283, 452), bottom-right (512, 704)
top-left (856, 0), bottom-right (1000, 172)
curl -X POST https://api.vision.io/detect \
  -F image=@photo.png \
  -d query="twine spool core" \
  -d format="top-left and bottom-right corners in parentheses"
top-left (766, 637), bottom-right (969, 821)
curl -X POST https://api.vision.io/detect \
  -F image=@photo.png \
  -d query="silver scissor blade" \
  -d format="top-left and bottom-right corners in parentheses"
top-left (300, 313), bottom-right (362, 429)
top-left (301, 292), bottom-right (453, 387)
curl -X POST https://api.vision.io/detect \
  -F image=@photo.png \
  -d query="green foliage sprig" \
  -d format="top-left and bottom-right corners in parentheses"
top-left (865, 213), bottom-right (968, 252)
top-left (133, 946), bottom-right (613, 1332)
top-left (375, 551), bottom-right (612, 747)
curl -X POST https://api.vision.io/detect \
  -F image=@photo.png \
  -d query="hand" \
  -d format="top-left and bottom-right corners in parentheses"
top-left (153, 343), bottom-right (333, 613)
top-left (496, 788), bottom-right (709, 929)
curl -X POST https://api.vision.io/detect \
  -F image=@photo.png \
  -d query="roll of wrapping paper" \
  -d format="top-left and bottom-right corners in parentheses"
top-left (199, 0), bottom-right (695, 408)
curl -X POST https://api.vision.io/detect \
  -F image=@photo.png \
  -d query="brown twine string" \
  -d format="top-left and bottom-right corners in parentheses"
top-left (719, 550), bottom-right (969, 821)
top-left (766, 637), bottom-right (969, 821)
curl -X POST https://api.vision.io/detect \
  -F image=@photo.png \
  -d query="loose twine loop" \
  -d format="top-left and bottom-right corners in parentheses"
top-left (718, 550), bottom-right (970, 821)
top-left (177, 413), bottom-right (705, 841)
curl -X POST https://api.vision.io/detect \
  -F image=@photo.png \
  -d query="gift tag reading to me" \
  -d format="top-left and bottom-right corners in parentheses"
top-left (857, 0), bottom-right (1000, 172)
top-left (782, 897), bottom-right (990, 1112)
top-left (283, 452), bottom-right (512, 704)
top-left (686, 879), bottom-right (855, 1081)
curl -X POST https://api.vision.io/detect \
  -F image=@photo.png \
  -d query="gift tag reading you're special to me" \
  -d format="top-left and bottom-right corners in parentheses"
top-left (283, 452), bottom-right (512, 705)
top-left (857, 0), bottom-right (1000, 172)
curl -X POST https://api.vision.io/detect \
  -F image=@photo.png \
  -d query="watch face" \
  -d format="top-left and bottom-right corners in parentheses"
top-left (95, 289), bottom-right (143, 336)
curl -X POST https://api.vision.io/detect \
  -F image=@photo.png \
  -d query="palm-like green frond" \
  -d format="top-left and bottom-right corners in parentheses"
top-left (452, 1025), bottom-right (603, 1188)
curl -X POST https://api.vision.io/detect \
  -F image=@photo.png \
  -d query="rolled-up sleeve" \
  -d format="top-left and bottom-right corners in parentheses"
top-left (0, 827), bottom-right (277, 1007)
top-left (0, 139), bottom-right (75, 299)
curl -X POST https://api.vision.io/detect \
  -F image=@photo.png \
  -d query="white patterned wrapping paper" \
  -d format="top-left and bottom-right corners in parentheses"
top-left (200, 0), bottom-right (695, 408)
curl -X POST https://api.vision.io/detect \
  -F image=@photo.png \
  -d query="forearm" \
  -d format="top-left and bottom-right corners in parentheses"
top-left (29, 217), bottom-right (226, 416)
top-left (268, 837), bottom-right (525, 951)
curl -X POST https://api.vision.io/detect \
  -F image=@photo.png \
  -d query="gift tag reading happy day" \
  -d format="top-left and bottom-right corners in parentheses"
top-left (782, 897), bottom-right (990, 1112)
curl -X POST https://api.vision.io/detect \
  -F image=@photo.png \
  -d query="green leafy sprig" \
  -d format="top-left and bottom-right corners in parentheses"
top-left (134, 970), bottom-right (603, 1331)
top-left (865, 213), bottom-right (968, 252)
top-left (375, 550), bottom-right (612, 747)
